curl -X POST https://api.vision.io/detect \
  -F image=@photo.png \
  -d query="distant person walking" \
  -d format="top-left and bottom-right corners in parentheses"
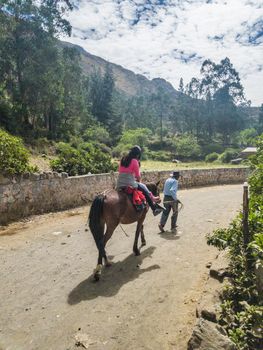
top-left (158, 171), bottom-right (181, 232)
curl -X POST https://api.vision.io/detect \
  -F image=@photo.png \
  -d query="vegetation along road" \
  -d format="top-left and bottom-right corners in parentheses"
top-left (0, 184), bottom-right (243, 350)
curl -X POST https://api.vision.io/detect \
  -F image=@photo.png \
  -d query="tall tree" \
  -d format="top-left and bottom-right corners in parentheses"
top-left (0, 0), bottom-right (73, 136)
top-left (258, 104), bottom-right (263, 134)
top-left (178, 77), bottom-right (184, 93)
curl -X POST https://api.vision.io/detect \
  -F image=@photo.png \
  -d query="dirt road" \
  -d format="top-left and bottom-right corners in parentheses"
top-left (0, 185), bottom-right (242, 350)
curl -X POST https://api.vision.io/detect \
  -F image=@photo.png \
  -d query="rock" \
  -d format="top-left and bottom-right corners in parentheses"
top-left (39, 173), bottom-right (47, 180)
top-left (22, 172), bottom-right (31, 180)
top-left (61, 172), bottom-right (68, 178)
top-left (187, 318), bottom-right (237, 350)
top-left (210, 251), bottom-right (230, 281)
top-left (29, 173), bottom-right (40, 181)
top-left (51, 231), bottom-right (62, 236)
top-left (53, 172), bottom-right (60, 178)
top-left (0, 175), bottom-right (11, 185)
top-left (196, 276), bottom-right (224, 323)
top-left (75, 332), bottom-right (96, 349)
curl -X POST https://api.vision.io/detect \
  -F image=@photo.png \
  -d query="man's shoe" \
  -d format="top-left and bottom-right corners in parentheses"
top-left (158, 223), bottom-right (165, 233)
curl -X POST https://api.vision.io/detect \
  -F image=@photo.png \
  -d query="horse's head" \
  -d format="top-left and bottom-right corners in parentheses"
top-left (146, 181), bottom-right (161, 196)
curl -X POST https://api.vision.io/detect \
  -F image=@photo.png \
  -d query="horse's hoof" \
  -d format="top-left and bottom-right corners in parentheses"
top-left (141, 241), bottom-right (146, 247)
top-left (134, 250), bottom-right (141, 256)
top-left (93, 273), bottom-right (100, 282)
top-left (93, 264), bottom-right (102, 281)
top-left (105, 261), bottom-right (112, 268)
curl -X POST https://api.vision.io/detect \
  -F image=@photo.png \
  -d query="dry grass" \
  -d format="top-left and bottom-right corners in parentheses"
top-left (29, 155), bottom-right (54, 172)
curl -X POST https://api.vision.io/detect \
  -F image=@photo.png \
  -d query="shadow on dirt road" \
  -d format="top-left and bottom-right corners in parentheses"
top-left (68, 246), bottom-right (160, 304)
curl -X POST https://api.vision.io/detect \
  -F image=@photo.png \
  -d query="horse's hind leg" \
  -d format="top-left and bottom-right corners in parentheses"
top-left (94, 224), bottom-right (106, 281)
top-left (103, 221), bottom-right (118, 267)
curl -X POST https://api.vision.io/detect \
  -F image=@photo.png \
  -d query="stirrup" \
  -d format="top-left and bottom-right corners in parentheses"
top-left (153, 208), bottom-right (162, 216)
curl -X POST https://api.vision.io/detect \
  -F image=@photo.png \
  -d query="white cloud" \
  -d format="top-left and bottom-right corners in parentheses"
top-left (63, 0), bottom-right (263, 106)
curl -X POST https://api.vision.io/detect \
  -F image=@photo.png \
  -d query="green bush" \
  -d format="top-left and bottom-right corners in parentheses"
top-left (207, 138), bottom-right (263, 349)
top-left (82, 125), bottom-right (111, 145)
top-left (218, 149), bottom-right (239, 163)
top-left (205, 152), bottom-right (219, 162)
top-left (147, 150), bottom-right (172, 162)
top-left (0, 129), bottom-right (35, 175)
top-left (201, 143), bottom-right (225, 157)
top-left (50, 142), bottom-right (116, 176)
top-left (173, 134), bottom-right (201, 161)
top-left (118, 128), bottom-right (152, 148)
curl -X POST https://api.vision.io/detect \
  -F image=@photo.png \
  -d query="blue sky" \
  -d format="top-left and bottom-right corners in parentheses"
top-left (63, 0), bottom-right (263, 106)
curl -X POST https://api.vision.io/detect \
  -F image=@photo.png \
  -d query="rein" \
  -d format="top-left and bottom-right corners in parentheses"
top-left (163, 199), bottom-right (184, 212)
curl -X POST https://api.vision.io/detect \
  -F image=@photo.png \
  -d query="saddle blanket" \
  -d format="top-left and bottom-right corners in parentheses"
top-left (124, 186), bottom-right (146, 212)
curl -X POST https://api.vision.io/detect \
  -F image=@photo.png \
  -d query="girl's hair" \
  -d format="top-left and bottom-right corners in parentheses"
top-left (120, 145), bottom-right (141, 167)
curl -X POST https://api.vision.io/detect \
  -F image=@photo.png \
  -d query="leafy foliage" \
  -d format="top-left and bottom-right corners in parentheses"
top-left (113, 128), bottom-right (152, 157)
top-left (207, 137), bottom-right (263, 349)
top-left (50, 142), bottom-right (116, 176)
top-left (173, 134), bottom-right (201, 160)
top-left (218, 149), bottom-right (239, 163)
top-left (205, 152), bottom-right (219, 162)
top-left (0, 129), bottom-right (36, 175)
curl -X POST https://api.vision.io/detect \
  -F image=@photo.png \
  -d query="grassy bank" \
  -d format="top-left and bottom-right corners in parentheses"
top-left (140, 160), bottom-right (246, 172)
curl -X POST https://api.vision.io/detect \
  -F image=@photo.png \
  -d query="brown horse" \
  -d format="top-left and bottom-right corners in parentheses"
top-left (88, 182), bottom-right (160, 281)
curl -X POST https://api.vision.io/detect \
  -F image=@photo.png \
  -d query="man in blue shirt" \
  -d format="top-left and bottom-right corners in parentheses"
top-left (158, 171), bottom-right (181, 232)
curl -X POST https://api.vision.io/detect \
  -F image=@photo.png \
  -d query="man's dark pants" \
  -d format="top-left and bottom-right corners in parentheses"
top-left (160, 195), bottom-right (178, 229)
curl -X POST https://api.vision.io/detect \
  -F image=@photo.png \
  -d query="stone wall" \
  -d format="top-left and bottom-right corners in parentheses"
top-left (0, 167), bottom-right (249, 225)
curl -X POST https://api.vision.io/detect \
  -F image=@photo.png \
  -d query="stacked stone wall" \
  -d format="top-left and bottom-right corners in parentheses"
top-left (0, 167), bottom-right (249, 225)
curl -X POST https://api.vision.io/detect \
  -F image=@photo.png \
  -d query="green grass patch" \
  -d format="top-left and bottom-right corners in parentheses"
top-left (140, 160), bottom-right (246, 171)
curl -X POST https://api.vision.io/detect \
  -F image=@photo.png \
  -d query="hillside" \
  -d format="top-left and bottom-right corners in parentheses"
top-left (62, 41), bottom-right (179, 98)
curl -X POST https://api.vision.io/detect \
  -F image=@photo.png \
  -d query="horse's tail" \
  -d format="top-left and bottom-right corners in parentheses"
top-left (88, 195), bottom-right (105, 252)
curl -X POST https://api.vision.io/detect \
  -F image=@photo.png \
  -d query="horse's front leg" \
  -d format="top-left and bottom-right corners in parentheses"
top-left (140, 224), bottom-right (146, 247)
top-left (133, 222), bottom-right (141, 256)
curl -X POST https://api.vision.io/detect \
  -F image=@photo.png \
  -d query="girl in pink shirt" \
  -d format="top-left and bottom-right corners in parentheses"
top-left (116, 146), bottom-right (164, 216)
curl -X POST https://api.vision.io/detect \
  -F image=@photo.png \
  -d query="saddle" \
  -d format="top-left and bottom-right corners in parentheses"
top-left (122, 186), bottom-right (147, 212)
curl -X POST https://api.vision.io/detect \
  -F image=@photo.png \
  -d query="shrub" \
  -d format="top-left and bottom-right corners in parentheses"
top-left (201, 143), bottom-right (225, 157)
top-left (173, 134), bottom-right (201, 161)
top-left (147, 150), bottom-right (172, 162)
top-left (218, 149), bottom-right (239, 163)
top-left (205, 152), bottom-right (219, 162)
top-left (50, 142), bottom-right (116, 176)
top-left (207, 139), bottom-right (263, 349)
top-left (82, 125), bottom-right (111, 145)
top-left (119, 128), bottom-right (152, 148)
top-left (0, 129), bottom-right (35, 175)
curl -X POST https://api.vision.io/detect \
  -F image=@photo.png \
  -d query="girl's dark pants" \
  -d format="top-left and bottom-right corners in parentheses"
top-left (160, 195), bottom-right (178, 229)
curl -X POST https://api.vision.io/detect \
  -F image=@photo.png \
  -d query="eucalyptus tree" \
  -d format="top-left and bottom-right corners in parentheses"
top-left (0, 0), bottom-right (74, 137)
top-left (259, 104), bottom-right (263, 134)
top-left (183, 57), bottom-right (249, 143)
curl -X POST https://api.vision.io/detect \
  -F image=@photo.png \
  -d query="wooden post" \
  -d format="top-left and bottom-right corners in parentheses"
top-left (242, 181), bottom-right (252, 270)
top-left (242, 182), bottom-right (249, 249)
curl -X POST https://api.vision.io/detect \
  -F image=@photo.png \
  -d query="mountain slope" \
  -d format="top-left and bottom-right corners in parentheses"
top-left (62, 41), bottom-right (179, 98)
